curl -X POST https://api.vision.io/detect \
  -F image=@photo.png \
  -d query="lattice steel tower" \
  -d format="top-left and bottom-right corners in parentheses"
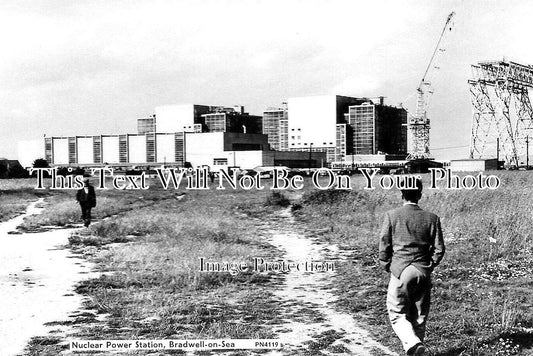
top-left (469, 60), bottom-right (533, 167)
top-left (407, 12), bottom-right (455, 160)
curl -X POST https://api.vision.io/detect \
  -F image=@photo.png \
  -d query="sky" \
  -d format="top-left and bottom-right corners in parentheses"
top-left (1, 0), bottom-right (533, 162)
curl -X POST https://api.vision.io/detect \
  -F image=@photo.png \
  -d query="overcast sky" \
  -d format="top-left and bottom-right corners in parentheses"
top-left (1, 0), bottom-right (533, 161)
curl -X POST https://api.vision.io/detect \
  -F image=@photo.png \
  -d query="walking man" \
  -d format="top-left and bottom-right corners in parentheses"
top-left (76, 177), bottom-right (96, 227)
top-left (378, 179), bottom-right (445, 355)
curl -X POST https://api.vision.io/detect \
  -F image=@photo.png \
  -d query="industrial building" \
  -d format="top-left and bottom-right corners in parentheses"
top-left (347, 101), bottom-right (408, 155)
top-left (154, 104), bottom-right (211, 133)
top-left (186, 132), bottom-right (324, 169)
top-left (263, 105), bottom-right (288, 151)
top-left (330, 154), bottom-right (407, 171)
top-left (45, 103), bottom-right (323, 171)
top-left (137, 115), bottom-right (156, 134)
top-left (44, 94), bottom-right (408, 171)
top-left (450, 158), bottom-right (499, 172)
top-left (286, 95), bottom-right (364, 153)
top-left (265, 95), bottom-right (407, 164)
top-left (202, 107), bottom-right (262, 134)
top-left (154, 104), bottom-right (261, 134)
top-left (45, 131), bottom-right (323, 171)
top-left (45, 132), bottom-right (186, 166)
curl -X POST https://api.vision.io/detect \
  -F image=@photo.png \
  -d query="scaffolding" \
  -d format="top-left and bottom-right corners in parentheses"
top-left (469, 60), bottom-right (533, 166)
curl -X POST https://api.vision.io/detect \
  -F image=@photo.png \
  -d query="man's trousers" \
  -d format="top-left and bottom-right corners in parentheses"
top-left (386, 264), bottom-right (431, 352)
top-left (80, 204), bottom-right (92, 227)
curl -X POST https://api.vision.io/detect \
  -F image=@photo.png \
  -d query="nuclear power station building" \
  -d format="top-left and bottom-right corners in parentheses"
top-left (44, 95), bottom-right (407, 170)
top-left (262, 95), bottom-right (408, 164)
top-left (45, 103), bottom-right (325, 170)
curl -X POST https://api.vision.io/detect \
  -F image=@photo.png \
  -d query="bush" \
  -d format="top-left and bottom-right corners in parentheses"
top-left (264, 192), bottom-right (290, 207)
top-left (302, 189), bottom-right (352, 205)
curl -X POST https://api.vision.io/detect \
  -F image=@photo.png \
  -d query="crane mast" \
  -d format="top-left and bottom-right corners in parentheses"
top-left (407, 11), bottom-right (455, 160)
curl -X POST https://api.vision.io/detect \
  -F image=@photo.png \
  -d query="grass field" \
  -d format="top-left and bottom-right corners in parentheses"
top-left (0, 179), bottom-right (48, 222)
top-left (294, 171), bottom-right (533, 356)
top-left (2, 172), bottom-right (533, 355)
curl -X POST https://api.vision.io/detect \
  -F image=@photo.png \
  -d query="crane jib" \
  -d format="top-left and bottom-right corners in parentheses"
top-left (407, 11), bottom-right (456, 161)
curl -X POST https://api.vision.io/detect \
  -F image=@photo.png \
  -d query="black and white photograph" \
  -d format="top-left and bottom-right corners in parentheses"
top-left (0, 1), bottom-right (532, 355)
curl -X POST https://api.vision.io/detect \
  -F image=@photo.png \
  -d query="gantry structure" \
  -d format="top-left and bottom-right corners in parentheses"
top-left (469, 60), bottom-right (533, 166)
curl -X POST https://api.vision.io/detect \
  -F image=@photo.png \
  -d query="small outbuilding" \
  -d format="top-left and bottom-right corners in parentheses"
top-left (450, 158), bottom-right (499, 172)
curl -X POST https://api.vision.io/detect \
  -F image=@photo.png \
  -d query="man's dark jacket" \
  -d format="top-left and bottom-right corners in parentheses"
top-left (76, 185), bottom-right (96, 208)
top-left (379, 204), bottom-right (445, 278)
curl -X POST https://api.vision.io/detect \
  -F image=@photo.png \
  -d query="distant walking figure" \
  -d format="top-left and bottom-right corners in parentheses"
top-left (76, 178), bottom-right (96, 227)
top-left (378, 179), bottom-right (445, 356)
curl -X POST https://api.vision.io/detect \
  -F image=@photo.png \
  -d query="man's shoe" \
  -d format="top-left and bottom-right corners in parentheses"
top-left (407, 343), bottom-right (426, 356)
top-left (412, 343), bottom-right (427, 356)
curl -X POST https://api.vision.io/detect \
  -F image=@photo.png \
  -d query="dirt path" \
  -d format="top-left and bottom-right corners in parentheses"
top-left (262, 207), bottom-right (398, 356)
top-left (0, 199), bottom-right (97, 356)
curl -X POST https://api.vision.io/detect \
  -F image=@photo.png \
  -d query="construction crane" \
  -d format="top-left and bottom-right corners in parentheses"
top-left (406, 11), bottom-right (456, 160)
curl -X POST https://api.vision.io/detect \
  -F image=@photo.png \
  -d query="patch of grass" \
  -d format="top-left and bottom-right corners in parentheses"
top-left (23, 335), bottom-right (67, 356)
top-left (18, 183), bottom-right (176, 231)
top-left (0, 178), bottom-right (48, 222)
top-left (72, 283), bottom-right (280, 342)
top-left (305, 329), bottom-right (347, 352)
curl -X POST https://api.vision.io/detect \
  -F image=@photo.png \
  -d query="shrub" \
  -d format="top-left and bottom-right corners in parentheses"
top-left (302, 189), bottom-right (351, 205)
top-left (264, 192), bottom-right (290, 207)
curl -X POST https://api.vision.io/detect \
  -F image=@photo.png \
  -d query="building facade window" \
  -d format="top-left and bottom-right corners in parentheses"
top-left (335, 124), bottom-right (347, 162)
top-left (213, 158), bottom-right (228, 165)
top-left (175, 132), bottom-right (185, 165)
top-left (45, 137), bottom-right (53, 164)
top-left (349, 104), bottom-right (375, 155)
top-left (146, 132), bottom-right (156, 163)
top-left (93, 136), bottom-right (102, 164)
top-left (68, 137), bottom-right (77, 164)
top-left (279, 119), bottom-right (288, 151)
top-left (119, 135), bottom-right (128, 163)
top-left (263, 109), bottom-right (286, 150)
top-left (137, 117), bottom-right (155, 134)
top-left (204, 113), bottom-right (227, 132)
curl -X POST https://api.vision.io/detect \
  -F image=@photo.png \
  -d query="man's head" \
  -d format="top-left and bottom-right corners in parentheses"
top-left (83, 177), bottom-right (90, 187)
top-left (401, 178), bottom-right (423, 203)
